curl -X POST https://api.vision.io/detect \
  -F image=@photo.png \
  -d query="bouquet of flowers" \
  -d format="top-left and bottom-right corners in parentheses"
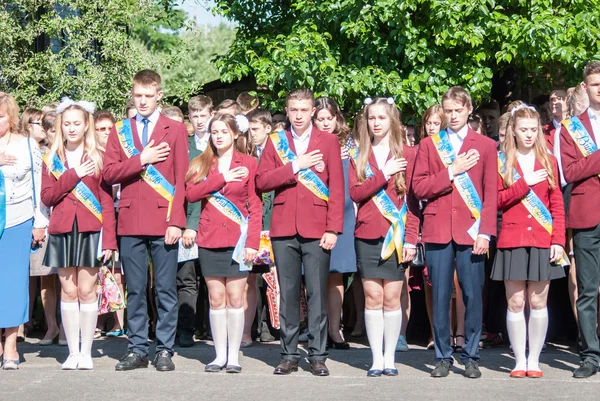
top-left (96, 266), bottom-right (126, 315)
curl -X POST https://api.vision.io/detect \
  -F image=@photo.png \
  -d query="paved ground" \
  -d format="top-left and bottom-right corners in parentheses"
top-left (3, 336), bottom-right (600, 400)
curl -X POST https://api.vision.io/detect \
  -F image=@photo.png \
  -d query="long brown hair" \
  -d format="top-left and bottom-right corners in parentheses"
top-left (185, 112), bottom-right (245, 184)
top-left (355, 98), bottom-right (407, 197)
top-left (501, 106), bottom-right (556, 189)
top-left (420, 104), bottom-right (447, 139)
top-left (314, 97), bottom-right (352, 145)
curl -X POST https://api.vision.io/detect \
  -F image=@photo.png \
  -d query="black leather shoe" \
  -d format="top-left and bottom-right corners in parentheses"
top-left (310, 361), bottom-right (330, 376)
top-left (205, 363), bottom-right (225, 372)
top-left (273, 360), bottom-right (298, 375)
top-left (573, 361), bottom-right (598, 378)
top-left (464, 361), bottom-right (482, 379)
top-left (226, 365), bottom-right (242, 373)
top-left (115, 352), bottom-right (149, 371)
top-left (430, 360), bottom-right (451, 378)
top-left (178, 332), bottom-right (194, 348)
top-left (153, 350), bottom-right (175, 372)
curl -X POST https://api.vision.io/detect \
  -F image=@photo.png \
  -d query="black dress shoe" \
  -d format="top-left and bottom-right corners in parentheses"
top-left (115, 352), bottom-right (149, 371)
top-left (205, 363), bottom-right (225, 372)
top-left (327, 337), bottom-right (350, 350)
top-left (430, 360), bottom-right (451, 378)
top-left (310, 361), bottom-right (330, 376)
top-left (573, 361), bottom-right (598, 378)
top-left (226, 365), bottom-right (242, 373)
top-left (153, 350), bottom-right (175, 372)
top-left (178, 332), bottom-right (194, 348)
top-left (273, 360), bottom-right (298, 375)
top-left (464, 362), bottom-right (482, 379)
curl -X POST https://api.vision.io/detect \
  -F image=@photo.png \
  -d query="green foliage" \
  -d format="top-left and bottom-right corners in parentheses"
top-left (213, 0), bottom-right (600, 118)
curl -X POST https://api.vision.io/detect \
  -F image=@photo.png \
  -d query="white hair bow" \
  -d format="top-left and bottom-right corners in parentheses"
top-left (510, 103), bottom-right (536, 116)
top-left (56, 97), bottom-right (96, 115)
top-left (363, 97), bottom-right (395, 105)
top-left (235, 114), bottom-right (249, 133)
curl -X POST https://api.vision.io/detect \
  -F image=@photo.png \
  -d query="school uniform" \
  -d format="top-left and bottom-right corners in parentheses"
top-left (560, 108), bottom-right (600, 368)
top-left (185, 151), bottom-right (262, 277)
top-left (491, 155), bottom-right (565, 281)
top-left (42, 154), bottom-right (117, 268)
top-left (349, 145), bottom-right (419, 280)
top-left (103, 111), bottom-right (189, 359)
top-left (412, 126), bottom-right (498, 366)
top-left (256, 125), bottom-right (344, 364)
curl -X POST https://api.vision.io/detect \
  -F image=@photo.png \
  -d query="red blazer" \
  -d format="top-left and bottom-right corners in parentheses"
top-left (412, 128), bottom-right (498, 245)
top-left (103, 114), bottom-right (189, 236)
top-left (349, 146), bottom-right (419, 245)
top-left (496, 156), bottom-right (565, 249)
top-left (255, 127), bottom-right (345, 239)
top-left (186, 151), bottom-right (262, 250)
top-left (41, 155), bottom-right (117, 250)
top-left (560, 109), bottom-right (600, 229)
top-left (543, 124), bottom-right (556, 153)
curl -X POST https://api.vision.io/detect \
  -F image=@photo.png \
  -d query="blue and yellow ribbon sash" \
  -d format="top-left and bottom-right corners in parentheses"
top-left (44, 152), bottom-right (103, 223)
top-left (431, 130), bottom-right (482, 241)
top-left (349, 142), bottom-right (408, 262)
top-left (0, 169), bottom-right (5, 239)
top-left (498, 152), bottom-right (569, 266)
top-left (115, 119), bottom-right (175, 220)
top-left (562, 116), bottom-right (600, 178)
top-left (207, 191), bottom-right (252, 271)
top-left (270, 130), bottom-right (329, 202)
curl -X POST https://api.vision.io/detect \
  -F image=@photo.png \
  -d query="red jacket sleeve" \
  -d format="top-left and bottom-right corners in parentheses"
top-left (560, 125), bottom-right (600, 183)
top-left (168, 124), bottom-right (189, 229)
top-left (497, 173), bottom-right (529, 211)
top-left (186, 173), bottom-right (227, 203)
top-left (245, 158), bottom-right (262, 250)
top-left (404, 148), bottom-right (420, 245)
top-left (102, 125), bottom-right (145, 185)
top-left (255, 137), bottom-right (296, 193)
top-left (549, 158), bottom-right (566, 246)
top-left (325, 136), bottom-right (345, 234)
top-left (411, 138), bottom-right (453, 200)
top-left (348, 158), bottom-right (388, 203)
top-left (99, 177), bottom-right (117, 250)
top-left (479, 141), bottom-right (498, 237)
top-left (41, 163), bottom-right (80, 207)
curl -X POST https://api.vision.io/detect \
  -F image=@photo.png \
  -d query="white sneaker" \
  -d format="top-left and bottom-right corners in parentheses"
top-left (78, 354), bottom-right (94, 370)
top-left (61, 354), bottom-right (80, 370)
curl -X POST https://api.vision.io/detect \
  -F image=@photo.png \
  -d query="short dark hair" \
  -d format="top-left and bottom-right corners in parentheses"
top-left (287, 88), bottom-right (315, 106)
top-left (584, 61), bottom-right (600, 83)
top-left (41, 112), bottom-right (57, 132)
top-left (215, 99), bottom-right (242, 116)
top-left (236, 92), bottom-right (259, 113)
top-left (246, 108), bottom-right (272, 127)
top-left (188, 95), bottom-right (213, 113)
top-left (132, 69), bottom-right (162, 88)
top-left (94, 110), bottom-right (115, 124)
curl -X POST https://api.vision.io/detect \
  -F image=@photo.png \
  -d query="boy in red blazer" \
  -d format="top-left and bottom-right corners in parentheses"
top-left (560, 61), bottom-right (600, 379)
top-left (412, 86), bottom-right (498, 379)
top-left (256, 89), bottom-right (344, 376)
top-left (103, 70), bottom-right (189, 372)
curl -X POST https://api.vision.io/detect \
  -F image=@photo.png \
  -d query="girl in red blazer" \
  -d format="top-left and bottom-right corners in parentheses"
top-left (349, 97), bottom-right (419, 377)
top-left (41, 100), bottom-right (117, 371)
top-left (491, 105), bottom-right (565, 379)
top-left (185, 112), bottom-right (261, 374)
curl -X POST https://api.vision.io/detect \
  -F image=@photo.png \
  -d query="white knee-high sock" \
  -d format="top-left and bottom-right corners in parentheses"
top-left (227, 307), bottom-right (245, 367)
top-left (365, 309), bottom-right (384, 371)
top-left (79, 302), bottom-right (98, 357)
top-left (506, 309), bottom-right (527, 372)
top-left (527, 307), bottom-right (548, 372)
top-left (383, 309), bottom-right (402, 369)
top-left (61, 301), bottom-right (80, 356)
top-left (209, 308), bottom-right (228, 366)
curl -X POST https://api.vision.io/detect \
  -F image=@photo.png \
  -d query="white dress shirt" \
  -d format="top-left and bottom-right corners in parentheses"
top-left (291, 124), bottom-right (313, 174)
top-left (135, 109), bottom-right (160, 145)
top-left (194, 131), bottom-right (209, 152)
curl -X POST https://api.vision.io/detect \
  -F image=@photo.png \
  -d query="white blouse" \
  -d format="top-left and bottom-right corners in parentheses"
top-left (517, 151), bottom-right (536, 176)
top-left (372, 145), bottom-right (390, 171)
top-left (0, 136), bottom-right (49, 229)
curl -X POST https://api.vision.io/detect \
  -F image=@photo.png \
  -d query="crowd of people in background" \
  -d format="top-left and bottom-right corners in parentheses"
top-left (2, 61), bottom-right (600, 381)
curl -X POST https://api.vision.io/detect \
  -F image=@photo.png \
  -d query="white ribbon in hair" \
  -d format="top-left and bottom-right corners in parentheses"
top-left (363, 97), bottom-right (395, 105)
top-left (510, 103), bottom-right (536, 116)
top-left (56, 96), bottom-right (96, 115)
top-left (235, 114), bottom-right (249, 133)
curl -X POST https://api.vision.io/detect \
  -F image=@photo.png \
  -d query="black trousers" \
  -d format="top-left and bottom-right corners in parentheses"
top-left (272, 235), bottom-right (330, 363)
top-left (573, 223), bottom-right (600, 366)
top-left (120, 236), bottom-right (178, 357)
top-left (176, 259), bottom-right (200, 335)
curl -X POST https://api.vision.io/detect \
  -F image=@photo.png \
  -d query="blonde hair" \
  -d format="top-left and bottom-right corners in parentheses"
top-left (50, 105), bottom-right (104, 176)
top-left (501, 106), bottom-right (556, 189)
top-left (0, 92), bottom-right (20, 135)
top-left (355, 98), bottom-right (407, 197)
top-left (442, 86), bottom-right (472, 109)
top-left (185, 113), bottom-right (244, 184)
top-left (420, 104), bottom-right (447, 139)
top-left (567, 85), bottom-right (589, 117)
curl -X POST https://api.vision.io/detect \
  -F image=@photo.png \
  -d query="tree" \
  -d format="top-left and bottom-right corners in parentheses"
top-left (212, 0), bottom-right (600, 119)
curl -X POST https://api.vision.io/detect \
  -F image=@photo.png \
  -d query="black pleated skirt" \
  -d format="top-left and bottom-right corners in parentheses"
top-left (355, 238), bottom-right (407, 281)
top-left (491, 247), bottom-right (565, 282)
top-left (43, 219), bottom-right (103, 268)
top-left (199, 247), bottom-right (249, 278)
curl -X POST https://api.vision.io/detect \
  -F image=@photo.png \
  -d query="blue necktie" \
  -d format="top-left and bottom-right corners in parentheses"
top-left (141, 118), bottom-right (149, 147)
